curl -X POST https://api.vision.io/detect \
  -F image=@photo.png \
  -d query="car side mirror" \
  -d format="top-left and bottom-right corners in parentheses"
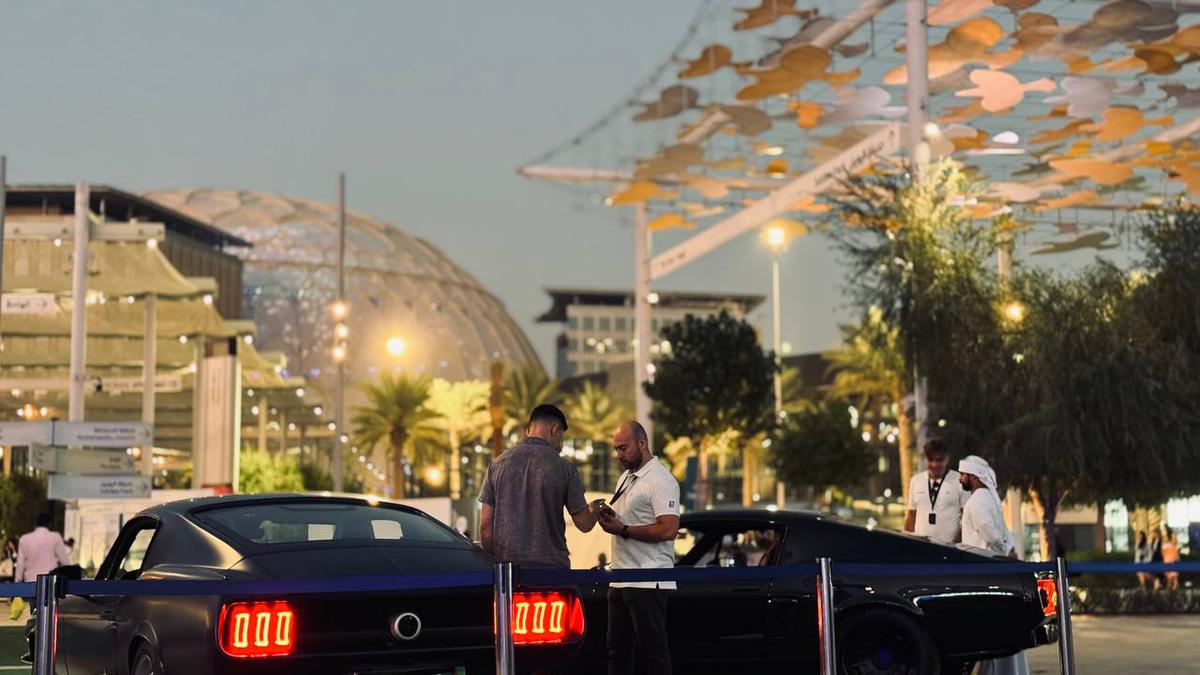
top-left (50, 564), bottom-right (83, 581)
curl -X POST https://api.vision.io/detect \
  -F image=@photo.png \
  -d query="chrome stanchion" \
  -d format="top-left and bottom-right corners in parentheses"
top-left (1055, 557), bottom-right (1076, 675)
top-left (33, 573), bottom-right (59, 675)
top-left (494, 562), bottom-right (515, 675)
top-left (818, 557), bottom-right (837, 675)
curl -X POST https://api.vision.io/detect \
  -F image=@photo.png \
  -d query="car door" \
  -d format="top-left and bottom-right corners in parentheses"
top-left (668, 520), bottom-right (780, 670)
top-left (762, 521), bottom-right (821, 667)
top-left (59, 517), bottom-right (159, 675)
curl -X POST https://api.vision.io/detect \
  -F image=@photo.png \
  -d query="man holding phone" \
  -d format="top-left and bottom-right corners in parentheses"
top-left (904, 437), bottom-right (969, 545)
top-left (590, 421), bottom-right (679, 675)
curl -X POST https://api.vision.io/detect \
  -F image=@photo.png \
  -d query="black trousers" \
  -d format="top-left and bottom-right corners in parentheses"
top-left (607, 587), bottom-right (671, 675)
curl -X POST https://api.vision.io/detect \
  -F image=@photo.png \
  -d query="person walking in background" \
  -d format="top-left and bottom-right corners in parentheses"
top-left (1162, 529), bottom-right (1181, 592)
top-left (958, 455), bottom-right (1028, 675)
top-left (1149, 528), bottom-right (1165, 590)
top-left (1134, 531), bottom-right (1154, 589)
top-left (478, 404), bottom-right (596, 569)
top-left (596, 421), bottom-right (680, 675)
top-left (12, 514), bottom-right (71, 620)
top-left (904, 438), bottom-right (969, 545)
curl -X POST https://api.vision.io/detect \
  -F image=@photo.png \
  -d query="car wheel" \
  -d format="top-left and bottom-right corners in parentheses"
top-left (131, 643), bottom-right (165, 675)
top-left (837, 608), bottom-right (940, 675)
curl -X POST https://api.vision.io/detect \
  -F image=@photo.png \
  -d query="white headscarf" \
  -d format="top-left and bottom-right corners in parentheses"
top-left (958, 455), bottom-right (998, 492)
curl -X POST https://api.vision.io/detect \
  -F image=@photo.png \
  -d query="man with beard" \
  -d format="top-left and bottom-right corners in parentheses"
top-left (594, 421), bottom-right (680, 675)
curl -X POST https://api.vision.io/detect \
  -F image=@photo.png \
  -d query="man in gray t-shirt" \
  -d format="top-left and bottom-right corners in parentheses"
top-left (479, 404), bottom-right (597, 569)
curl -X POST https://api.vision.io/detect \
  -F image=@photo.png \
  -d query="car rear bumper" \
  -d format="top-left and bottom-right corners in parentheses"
top-left (1033, 619), bottom-right (1059, 647)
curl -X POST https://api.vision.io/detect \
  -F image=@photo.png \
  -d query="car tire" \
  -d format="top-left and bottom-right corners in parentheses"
top-left (131, 642), bottom-right (165, 675)
top-left (837, 607), bottom-right (940, 675)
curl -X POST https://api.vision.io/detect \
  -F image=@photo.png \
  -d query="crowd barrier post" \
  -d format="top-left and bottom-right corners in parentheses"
top-left (494, 562), bottom-right (515, 675)
top-left (33, 573), bottom-right (59, 675)
top-left (1054, 557), bottom-right (1076, 675)
top-left (817, 557), bottom-right (836, 675)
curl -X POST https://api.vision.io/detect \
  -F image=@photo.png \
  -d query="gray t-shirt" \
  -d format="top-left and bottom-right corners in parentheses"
top-left (479, 436), bottom-right (587, 569)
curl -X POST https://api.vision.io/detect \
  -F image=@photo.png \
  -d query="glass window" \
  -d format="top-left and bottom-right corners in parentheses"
top-left (568, 317), bottom-right (578, 330)
top-left (582, 317), bottom-right (595, 331)
top-left (675, 525), bottom-right (784, 568)
top-left (652, 319), bottom-right (660, 332)
top-left (598, 317), bottom-right (611, 331)
top-left (195, 501), bottom-right (465, 547)
top-left (615, 317), bottom-right (627, 332)
top-left (119, 528), bottom-right (157, 575)
top-left (568, 338), bottom-right (578, 352)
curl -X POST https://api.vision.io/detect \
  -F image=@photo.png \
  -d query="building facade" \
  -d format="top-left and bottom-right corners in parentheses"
top-left (538, 288), bottom-right (765, 378)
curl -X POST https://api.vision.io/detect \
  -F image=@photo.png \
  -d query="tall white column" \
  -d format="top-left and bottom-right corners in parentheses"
top-left (771, 257), bottom-right (782, 418)
top-left (189, 335), bottom-right (206, 488)
top-left (333, 172), bottom-right (346, 493)
top-left (140, 295), bottom-right (158, 476)
top-left (906, 0), bottom-right (931, 454)
top-left (633, 203), bottom-right (653, 444)
top-left (68, 183), bottom-right (90, 422)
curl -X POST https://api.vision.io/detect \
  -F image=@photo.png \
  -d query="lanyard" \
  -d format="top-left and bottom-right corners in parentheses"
top-left (612, 474), bottom-right (638, 504)
top-left (928, 477), bottom-right (943, 511)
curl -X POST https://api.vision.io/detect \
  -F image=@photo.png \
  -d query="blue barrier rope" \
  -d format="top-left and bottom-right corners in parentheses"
top-left (0, 560), bottom-right (1189, 600)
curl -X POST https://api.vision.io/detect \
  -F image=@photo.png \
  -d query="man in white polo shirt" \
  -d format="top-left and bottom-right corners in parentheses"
top-left (594, 421), bottom-right (679, 675)
top-left (904, 437), bottom-right (969, 545)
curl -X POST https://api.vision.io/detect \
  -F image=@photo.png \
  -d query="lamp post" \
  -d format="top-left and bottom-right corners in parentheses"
top-left (765, 224), bottom-right (787, 418)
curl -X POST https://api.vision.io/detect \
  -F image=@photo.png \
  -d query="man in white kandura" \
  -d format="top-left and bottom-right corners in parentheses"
top-left (958, 455), bottom-right (1029, 675)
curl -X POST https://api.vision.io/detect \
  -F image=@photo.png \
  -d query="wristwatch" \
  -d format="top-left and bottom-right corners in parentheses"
top-left (620, 525), bottom-right (630, 539)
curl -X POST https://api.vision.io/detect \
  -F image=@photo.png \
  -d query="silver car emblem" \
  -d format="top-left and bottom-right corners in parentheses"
top-left (390, 612), bottom-right (422, 641)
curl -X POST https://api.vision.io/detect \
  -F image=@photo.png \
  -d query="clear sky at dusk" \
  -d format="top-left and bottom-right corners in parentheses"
top-left (2, 1), bottom-right (899, 368)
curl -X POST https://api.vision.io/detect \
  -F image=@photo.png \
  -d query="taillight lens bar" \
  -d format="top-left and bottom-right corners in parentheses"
top-left (498, 590), bottom-right (585, 645)
top-left (1037, 578), bottom-right (1058, 618)
top-left (218, 600), bottom-right (297, 657)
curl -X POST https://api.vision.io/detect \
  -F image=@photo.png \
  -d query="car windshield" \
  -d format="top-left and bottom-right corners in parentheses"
top-left (194, 501), bottom-right (466, 547)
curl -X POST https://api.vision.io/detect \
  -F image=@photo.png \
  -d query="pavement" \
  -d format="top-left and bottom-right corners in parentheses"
top-left (1026, 614), bottom-right (1200, 674)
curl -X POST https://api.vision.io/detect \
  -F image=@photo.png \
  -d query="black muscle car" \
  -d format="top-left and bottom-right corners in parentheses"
top-left (565, 509), bottom-right (1058, 675)
top-left (35, 494), bottom-right (582, 675)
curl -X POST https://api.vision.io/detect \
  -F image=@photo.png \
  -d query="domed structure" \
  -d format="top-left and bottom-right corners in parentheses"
top-left (143, 189), bottom-right (542, 401)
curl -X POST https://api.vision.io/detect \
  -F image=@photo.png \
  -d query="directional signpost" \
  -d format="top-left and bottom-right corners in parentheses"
top-left (0, 420), bottom-right (154, 499)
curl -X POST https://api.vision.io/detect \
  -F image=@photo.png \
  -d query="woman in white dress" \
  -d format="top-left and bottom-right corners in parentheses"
top-left (957, 456), bottom-right (1029, 675)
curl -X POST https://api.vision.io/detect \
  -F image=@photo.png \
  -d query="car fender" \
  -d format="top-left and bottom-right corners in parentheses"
top-left (124, 621), bottom-right (161, 675)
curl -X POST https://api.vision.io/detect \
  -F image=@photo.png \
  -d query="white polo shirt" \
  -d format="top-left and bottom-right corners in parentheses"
top-left (609, 457), bottom-right (680, 590)
top-left (907, 470), bottom-right (969, 545)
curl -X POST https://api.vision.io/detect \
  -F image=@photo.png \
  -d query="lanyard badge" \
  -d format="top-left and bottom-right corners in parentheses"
top-left (928, 478), bottom-right (942, 525)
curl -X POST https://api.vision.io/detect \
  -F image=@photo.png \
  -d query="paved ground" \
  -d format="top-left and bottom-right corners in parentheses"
top-left (1026, 614), bottom-right (1200, 675)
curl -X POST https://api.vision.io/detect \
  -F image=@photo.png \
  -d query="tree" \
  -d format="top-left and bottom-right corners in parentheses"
top-left (774, 400), bottom-right (874, 504)
top-left (502, 366), bottom-right (563, 433)
top-left (352, 374), bottom-right (437, 499)
top-left (238, 449), bottom-right (304, 493)
top-left (645, 311), bottom-right (776, 508)
top-left (825, 308), bottom-right (915, 504)
top-left (564, 380), bottom-right (630, 444)
top-left (422, 378), bottom-right (491, 498)
top-left (0, 474), bottom-right (45, 542)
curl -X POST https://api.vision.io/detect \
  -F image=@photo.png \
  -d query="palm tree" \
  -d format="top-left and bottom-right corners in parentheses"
top-left (351, 374), bottom-right (436, 499)
top-left (502, 366), bottom-right (563, 433)
top-left (422, 378), bottom-right (491, 498)
top-left (563, 380), bottom-right (629, 444)
top-left (825, 307), bottom-right (914, 504)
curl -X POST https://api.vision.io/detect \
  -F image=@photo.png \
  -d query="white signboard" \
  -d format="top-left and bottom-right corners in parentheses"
top-left (0, 421), bottom-right (54, 446)
top-left (101, 375), bottom-right (184, 395)
top-left (650, 123), bottom-right (902, 279)
top-left (30, 445), bottom-right (135, 474)
top-left (1, 293), bottom-right (58, 315)
top-left (51, 421), bottom-right (153, 448)
top-left (48, 474), bottom-right (152, 500)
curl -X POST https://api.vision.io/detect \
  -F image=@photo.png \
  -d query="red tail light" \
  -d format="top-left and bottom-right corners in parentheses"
top-left (1037, 578), bottom-right (1058, 617)
top-left (218, 601), bottom-right (297, 657)
top-left (498, 591), bottom-right (585, 645)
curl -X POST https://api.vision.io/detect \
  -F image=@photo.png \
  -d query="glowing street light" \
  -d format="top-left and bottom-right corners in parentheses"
top-left (765, 223), bottom-right (788, 250)
top-left (330, 300), bottom-right (349, 320)
top-left (1002, 301), bottom-right (1027, 323)
top-left (386, 336), bottom-right (407, 357)
top-left (332, 344), bottom-right (347, 362)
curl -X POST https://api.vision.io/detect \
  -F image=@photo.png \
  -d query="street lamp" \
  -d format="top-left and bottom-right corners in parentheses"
top-left (386, 336), bottom-right (407, 357)
top-left (764, 223), bottom-right (788, 418)
top-left (1002, 300), bottom-right (1026, 324)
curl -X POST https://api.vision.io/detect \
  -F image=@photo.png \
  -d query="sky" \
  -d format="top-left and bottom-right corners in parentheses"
top-left (0, 1), bottom-right (1109, 371)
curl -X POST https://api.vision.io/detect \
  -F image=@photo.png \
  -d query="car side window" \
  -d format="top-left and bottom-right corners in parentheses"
top-left (103, 520), bottom-right (159, 581)
top-left (676, 525), bottom-right (784, 567)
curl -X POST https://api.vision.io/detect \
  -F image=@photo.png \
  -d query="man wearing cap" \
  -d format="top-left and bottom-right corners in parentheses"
top-left (904, 438), bottom-right (969, 545)
top-left (479, 404), bottom-right (596, 569)
top-left (958, 455), bottom-right (1028, 675)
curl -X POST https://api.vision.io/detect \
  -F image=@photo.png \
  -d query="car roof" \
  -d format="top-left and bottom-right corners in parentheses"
top-left (139, 492), bottom-right (413, 518)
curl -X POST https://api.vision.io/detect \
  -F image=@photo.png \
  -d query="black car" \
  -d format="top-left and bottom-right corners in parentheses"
top-left (565, 509), bottom-right (1057, 675)
top-left (36, 494), bottom-right (583, 675)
